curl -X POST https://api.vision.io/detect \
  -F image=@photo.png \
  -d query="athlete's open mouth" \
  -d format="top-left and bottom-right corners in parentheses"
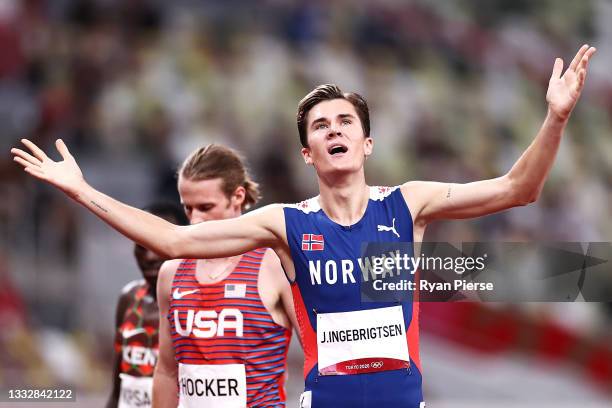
top-left (328, 144), bottom-right (348, 155)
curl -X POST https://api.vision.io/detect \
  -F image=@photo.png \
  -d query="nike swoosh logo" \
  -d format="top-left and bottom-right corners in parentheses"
top-left (122, 328), bottom-right (147, 338)
top-left (173, 288), bottom-right (199, 300)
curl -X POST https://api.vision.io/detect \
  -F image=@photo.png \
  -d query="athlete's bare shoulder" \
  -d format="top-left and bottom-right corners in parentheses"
top-left (158, 259), bottom-right (183, 291)
top-left (400, 180), bottom-right (431, 198)
top-left (260, 203), bottom-right (301, 276)
top-left (244, 204), bottom-right (285, 229)
top-left (399, 181), bottom-right (435, 226)
top-left (157, 259), bottom-right (184, 306)
top-left (259, 248), bottom-right (287, 288)
top-left (240, 203), bottom-right (291, 249)
top-left (159, 259), bottom-right (183, 281)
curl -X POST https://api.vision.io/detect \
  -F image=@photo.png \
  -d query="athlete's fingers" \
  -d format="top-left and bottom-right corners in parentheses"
top-left (586, 46), bottom-right (597, 59)
top-left (576, 68), bottom-right (586, 91)
top-left (13, 156), bottom-right (37, 170)
top-left (578, 56), bottom-right (588, 74)
top-left (576, 50), bottom-right (594, 89)
top-left (568, 44), bottom-right (589, 72)
top-left (11, 148), bottom-right (42, 167)
top-left (21, 139), bottom-right (49, 162)
top-left (16, 158), bottom-right (44, 175)
top-left (579, 47), bottom-right (596, 72)
top-left (55, 139), bottom-right (72, 160)
top-left (23, 165), bottom-right (46, 179)
top-left (550, 58), bottom-right (563, 81)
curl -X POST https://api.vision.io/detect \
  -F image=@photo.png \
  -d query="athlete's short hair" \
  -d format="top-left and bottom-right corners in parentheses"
top-left (143, 202), bottom-right (188, 225)
top-left (296, 84), bottom-right (370, 148)
top-left (178, 144), bottom-right (261, 210)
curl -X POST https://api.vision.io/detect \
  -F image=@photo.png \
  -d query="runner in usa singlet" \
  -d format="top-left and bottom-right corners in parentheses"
top-left (169, 248), bottom-right (292, 408)
top-left (114, 281), bottom-right (158, 408)
top-left (284, 186), bottom-right (424, 408)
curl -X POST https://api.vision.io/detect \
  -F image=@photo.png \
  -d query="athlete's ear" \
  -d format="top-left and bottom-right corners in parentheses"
top-left (231, 185), bottom-right (246, 208)
top-left (364, 137), bottom-right (373, 158)
top-left (301, 147), bottom-right (313, 165)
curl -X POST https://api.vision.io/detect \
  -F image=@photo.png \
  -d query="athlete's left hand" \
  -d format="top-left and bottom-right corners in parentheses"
top-left (546, 44), bottom-right (596, 120)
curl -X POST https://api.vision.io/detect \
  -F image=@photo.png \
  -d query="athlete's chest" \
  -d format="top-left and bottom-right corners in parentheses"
top-left (296, 209), bottom-right (408, 267)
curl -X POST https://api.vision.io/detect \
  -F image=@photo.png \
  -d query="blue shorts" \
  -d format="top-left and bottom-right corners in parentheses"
top-left (300, 362), bottom-right (424, 408)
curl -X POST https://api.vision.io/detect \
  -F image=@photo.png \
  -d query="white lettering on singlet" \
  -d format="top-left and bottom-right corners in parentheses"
top-left (308, 252), bottom-right (418, 286)
top-left (309, 260), bottom-right (356, 285)
top-left (122, 346), bottom-right (158, 366)
top-left (174, 309), bottom-right (243, 338)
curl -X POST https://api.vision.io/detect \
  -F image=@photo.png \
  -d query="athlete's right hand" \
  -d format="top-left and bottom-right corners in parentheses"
top-left (11, 138), bottom-right (85, 197)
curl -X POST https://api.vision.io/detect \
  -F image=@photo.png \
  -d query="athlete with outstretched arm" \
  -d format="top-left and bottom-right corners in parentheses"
top-left (12, 45), bottom-right (594, 407)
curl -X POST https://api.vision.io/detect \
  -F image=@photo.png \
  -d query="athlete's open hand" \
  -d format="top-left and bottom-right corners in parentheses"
top-left (546, 44), bottom-right (596, 120)
top-left (11, 139), bottom-right (85, 197)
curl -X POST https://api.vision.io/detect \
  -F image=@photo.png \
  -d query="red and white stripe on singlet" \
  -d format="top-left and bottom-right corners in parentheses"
top-left (168, 248), bottom-right (291, 407)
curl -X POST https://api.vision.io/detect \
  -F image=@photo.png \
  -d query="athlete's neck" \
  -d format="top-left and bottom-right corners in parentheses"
top-left (196, 255), bottom-right (241, 283)
top-left (317, 170), bottom-right (369, 227)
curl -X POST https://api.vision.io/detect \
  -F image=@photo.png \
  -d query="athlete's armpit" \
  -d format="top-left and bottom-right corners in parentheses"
top-left (259, 249), bottom-right (294, 331)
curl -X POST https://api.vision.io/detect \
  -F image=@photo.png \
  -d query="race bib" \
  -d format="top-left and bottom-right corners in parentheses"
top-left (118, 374), bottom-right (153, 408)
top-left (299, 390), bottom-right (312, 408)
top-left (178, 363), bottom-right (247, 408)
top-left (317, 305), bottom-right (410, 375)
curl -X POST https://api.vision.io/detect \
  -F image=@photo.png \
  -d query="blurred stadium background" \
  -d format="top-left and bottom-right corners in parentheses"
top-left (1, 0), bottom-right (612, 406)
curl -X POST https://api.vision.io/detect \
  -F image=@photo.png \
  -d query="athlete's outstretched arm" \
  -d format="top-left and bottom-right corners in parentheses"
top-left (11, 139), bottom-right (283, 259)
top-left (402, 44), bottom-right (596, 225)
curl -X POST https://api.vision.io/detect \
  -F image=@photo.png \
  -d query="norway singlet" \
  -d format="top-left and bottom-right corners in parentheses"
top-left (284, 186), bottom-right (424, 408)
top-left (169, 248), bottom-right (291, 408)
top-left (115, 280), bottom-right (158, 408)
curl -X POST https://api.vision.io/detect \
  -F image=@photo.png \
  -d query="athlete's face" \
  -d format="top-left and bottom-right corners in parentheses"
top-left (177, 176), bottom-right (244, 224)
top-left (301, 98), bottom-right (372, 176)
top-left (134, 213), bottom-right (178, 287)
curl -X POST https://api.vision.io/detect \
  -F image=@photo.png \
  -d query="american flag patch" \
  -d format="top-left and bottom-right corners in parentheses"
top-left (224, 283), bottom-right (247, 298)
top-left (302, 234), bottom-right (324, 251)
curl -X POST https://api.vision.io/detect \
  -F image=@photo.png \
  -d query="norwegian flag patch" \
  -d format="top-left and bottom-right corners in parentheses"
top-left (302, 234), bottom-right (324, 251)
